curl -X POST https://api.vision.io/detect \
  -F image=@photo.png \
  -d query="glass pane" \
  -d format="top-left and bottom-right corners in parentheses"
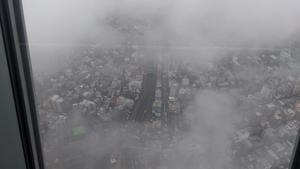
top-left (22, 0), bottom-right (300, 169)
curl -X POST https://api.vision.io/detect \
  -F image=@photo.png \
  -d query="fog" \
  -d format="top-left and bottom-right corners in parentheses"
top-left (164, 90), bottom-right (239, 169)
top-left (24, 0), bottom-right (300, 44)
top-left (22, 0), bottom-right (300, 169)
top-left (23, 0), bottom-right (300, 72)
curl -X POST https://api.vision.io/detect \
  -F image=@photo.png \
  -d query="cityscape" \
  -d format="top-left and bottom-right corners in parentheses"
top-left (23, 0), bottom-right (300, 169)
top-left (33, 45), bottom-right (300, 169)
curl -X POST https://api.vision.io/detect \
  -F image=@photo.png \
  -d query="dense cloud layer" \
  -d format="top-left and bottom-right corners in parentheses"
top-left (23, 0), bottom-right (300, 45)
top-left (23, 0), bottom-right (300, 72)
top-left (22, 0), bottom-right (300, 169)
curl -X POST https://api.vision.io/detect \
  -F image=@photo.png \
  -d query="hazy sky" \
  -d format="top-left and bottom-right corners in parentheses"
top-left (23, 0), bottom-right (300, 46)
top-left (22, 0), bottom-right (300, 72)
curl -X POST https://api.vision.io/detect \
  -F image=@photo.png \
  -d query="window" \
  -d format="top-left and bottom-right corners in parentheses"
top-left (12, 0), bottom-right (300, 169)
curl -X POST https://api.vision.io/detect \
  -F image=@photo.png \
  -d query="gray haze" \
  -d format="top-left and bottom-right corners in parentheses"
top-left (22, 0), bottom-right (300, 169)
top-left (23, 0), bottom-right (300, 72)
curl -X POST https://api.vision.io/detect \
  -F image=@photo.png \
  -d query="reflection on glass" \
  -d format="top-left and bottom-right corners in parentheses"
top-left (23, 0), bottom-right (300, 169)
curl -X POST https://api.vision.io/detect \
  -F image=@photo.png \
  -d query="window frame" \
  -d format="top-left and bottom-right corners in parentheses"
top-left (0, 1), bottom-right (43, 169)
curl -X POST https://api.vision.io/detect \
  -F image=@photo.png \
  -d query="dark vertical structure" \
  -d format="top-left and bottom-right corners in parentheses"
top-left (160, 58), bottom-right (171, 131)
top-left (132, 50), bottom-right (157, 122)
top-left (0, 15), bottom-right (27, 169)
top-left (0, 1), bottom-right (44, 169)
top-left (132, 48), bottom-right (157, 122)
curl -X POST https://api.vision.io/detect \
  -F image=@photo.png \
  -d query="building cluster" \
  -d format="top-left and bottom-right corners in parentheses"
top-left (163, 49), bottom-right (300, 169)
top-left (192, 50), bottom-right (300, 169)
top-left (34, 47), bottom-right (146, 168)
top-left (34, 44), bottom-right (300, 169)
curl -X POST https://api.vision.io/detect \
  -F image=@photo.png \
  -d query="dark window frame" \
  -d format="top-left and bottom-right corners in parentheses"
top-left (0, 1), bottom-right (43, 169)
top-left (1, 0), bottom-right (300, 169)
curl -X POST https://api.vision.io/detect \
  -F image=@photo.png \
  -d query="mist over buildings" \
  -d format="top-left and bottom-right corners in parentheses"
top-left (22, 0), bottom-right (300, 169)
